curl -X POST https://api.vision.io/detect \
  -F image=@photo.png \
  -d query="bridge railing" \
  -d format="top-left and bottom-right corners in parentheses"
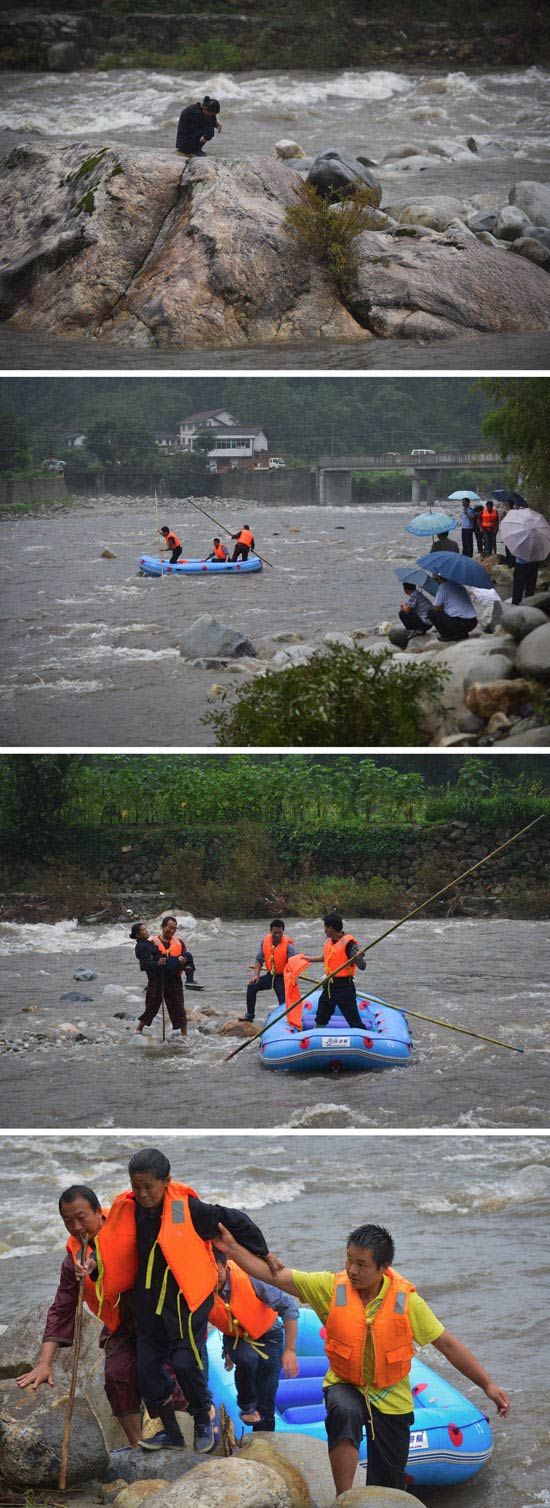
top-left (316, 451), bottom-right (502, 468)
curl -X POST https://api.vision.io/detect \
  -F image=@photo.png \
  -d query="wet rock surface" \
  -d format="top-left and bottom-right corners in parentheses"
top-left (0, 1376), bottom-right (109, 1488)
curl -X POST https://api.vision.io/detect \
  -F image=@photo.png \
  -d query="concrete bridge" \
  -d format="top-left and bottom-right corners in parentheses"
top-left (313, 450), bottom-right (503, 506)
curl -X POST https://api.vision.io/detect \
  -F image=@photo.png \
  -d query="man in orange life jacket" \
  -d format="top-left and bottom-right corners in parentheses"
top-left (134, 916), bottom-right (187, 1038)
top-left (210, 1247), bottom-right (299, 1430)
top-left (241, 918), bottom-right (296, 1023)
top-left (309, 911), bottom-right (366, 1031)
top-left (231, 524), bottom-right (255, 562)
top-left (203, 537), bottom-right (229, 562)
top-left (88, 1147), bottom-right (271, 1455)
top-left (479, 501), bottom-right (499, 556)
top-left (216, 1221), bottom-right (510, 1496)
top-left (16, 1185), bottom-right (145, 1446)
top-left (159, 526), bottom-right (183, 564)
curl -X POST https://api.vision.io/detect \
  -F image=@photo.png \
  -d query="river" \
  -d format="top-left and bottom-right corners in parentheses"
top-left (1, 64), bottom-right (549, 369)
top-left (0, 914), bottom-right (546, 1129)
top-left (0, 496), bottom-right (451, 748)
top-left (0, 1133), bottom-right (548, 1508)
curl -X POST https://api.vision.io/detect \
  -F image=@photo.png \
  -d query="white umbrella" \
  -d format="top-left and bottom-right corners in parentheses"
top-left (500, 508), bottom-right (550, 563)
top-left (447, 490), bottom-right (482, 502)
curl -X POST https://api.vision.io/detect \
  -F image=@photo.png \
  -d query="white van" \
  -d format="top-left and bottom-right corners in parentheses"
top-left (411, 447), bottom-right (436, 457)
top-left (269, 456), bottom-right (286, 469)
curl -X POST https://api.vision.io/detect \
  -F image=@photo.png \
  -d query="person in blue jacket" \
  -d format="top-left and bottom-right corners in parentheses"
top-left (176, 96), bottom-right (221, 155)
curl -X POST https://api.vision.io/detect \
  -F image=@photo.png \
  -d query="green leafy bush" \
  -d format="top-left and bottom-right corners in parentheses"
top-left (285, 183), bottom-right (380, 298)
top-left (204, 645), bottom-right (448, 747)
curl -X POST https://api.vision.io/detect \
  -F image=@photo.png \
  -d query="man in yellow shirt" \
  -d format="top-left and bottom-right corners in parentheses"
top-left (217, 1221), bottom-right (510, 1495)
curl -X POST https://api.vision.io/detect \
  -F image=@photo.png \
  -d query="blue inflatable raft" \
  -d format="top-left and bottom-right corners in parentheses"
top-left (138, 554), bottom-right (263, 576)
top-left (207, 1307), bottom-right (493, 1488)
top-left (259, 990), bottom-right (412, 1072)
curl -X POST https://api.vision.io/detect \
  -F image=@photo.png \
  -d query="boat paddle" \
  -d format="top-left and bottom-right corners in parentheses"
top-left (224, 814), bottom-right (543, 1062)
top-left (186, 496), bottom-right (274, 568)
top-left (59, 1237), bottom-right (87, 1490)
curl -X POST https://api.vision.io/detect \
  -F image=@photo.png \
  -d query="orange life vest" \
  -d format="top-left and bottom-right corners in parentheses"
top-left (323, 934), bottom-right (358, 982)
top-left (238, 528), bottom-right (254, 548)
top-left (262, 933), bottom-right (294, 977)
top-left (165, 532), bottom-right (180, 549)
top-left (152, 935), bottom-right (184, 958)
top-left (209, 1261), bottom-right (278, 1343)
top-left (94, 1182), bottom-right (217, 1318)
top-left (325, 1268), bottom-right (416, 1389)
top-left (480, 508), bottom-right (497, 530)
top-left (213, 542), bottom-right (228, 560)
top-left (284, 952), bottom-right (310, 1030)
top-left (66, 1211), bottom-right (121, 1334)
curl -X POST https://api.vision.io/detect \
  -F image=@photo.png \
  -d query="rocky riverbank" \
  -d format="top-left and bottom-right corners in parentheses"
top-left (1, 141), bottom-right (549, 353)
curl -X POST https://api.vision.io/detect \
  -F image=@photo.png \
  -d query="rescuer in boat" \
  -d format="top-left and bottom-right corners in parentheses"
top-left (216, 1221), bottom-right (510, 1496)
top-left (241, 918), bottom-right (296, 1023)
top-left (87, 1147), bottom-right (269, 1454)
top-left (203, 537), bottom-right (230, 563)
top-left (159, 526), bottom-right (183, 564)
top-left (210, 1246), bottom-right (299, 1429)
top-left (133, 916), bottom-right (187, 1039)
top-left (309, 912), bottom-right (366, 1031)
top-left (231, 524), bottom-right (255, 562)
top-left (16, 1183), bottom-right (151, 1447)
top-left (176, 96), bottom-right (222, 156)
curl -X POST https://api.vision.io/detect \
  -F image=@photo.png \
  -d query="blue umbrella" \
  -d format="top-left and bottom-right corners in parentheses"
top-left (406, 511), bottom-right (458, 537)
top-left (416, 550), bottom-right (493, 588)
top-left (394, 565), bottom-right (438, 596)
top-left (447, 489), bottom-right (482, 502)
top-left (491, 488), bottom-right (528, 508)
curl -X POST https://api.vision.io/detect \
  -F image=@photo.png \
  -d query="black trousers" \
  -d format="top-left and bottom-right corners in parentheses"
top-left (231, 543), bottom-right (250, 562)
top-left (398, 609), bottom-right (429, 633)
top-left (315, 979), bottom-right (363, 1029)
top-left (246, 971), bottom-right (285, 1019)
top-left (512, 561), bottom-right (539, 605)
top-left (461, 529), bottom-right (474, 557)
top-left (325, 1384), bottom-right (414, 1489)
top-left (169, 546), bottom-right (182, 564)
top-left (229, 1325), bottom-right (284, 1431)
top-left (137, 1301), bottom-right (213, 1425)
top-left (427, 607), bottom-right (477, 641)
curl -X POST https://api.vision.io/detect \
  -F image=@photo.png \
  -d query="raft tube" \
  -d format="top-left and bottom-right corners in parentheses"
top-left (206, 1307), bottom-right (493, 1488)
top-left (138, 554), bottom-right (263, 576)
top-left (259, 989), bottom-right (412, 1072)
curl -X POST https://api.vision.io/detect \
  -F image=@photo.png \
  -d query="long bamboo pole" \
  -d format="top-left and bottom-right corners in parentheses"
top-left (224, 814), bottom-right (543, 1062)
top-left (59, 1238), bottom-right (87, 1490)
top-left (187, 495), bottom-right (274, 568)
top-left (287, 972), bottom-right (523, 1053)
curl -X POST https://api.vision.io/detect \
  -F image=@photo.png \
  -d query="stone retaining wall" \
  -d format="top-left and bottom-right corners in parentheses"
top-left (0, 474), bottom-right (66, 506)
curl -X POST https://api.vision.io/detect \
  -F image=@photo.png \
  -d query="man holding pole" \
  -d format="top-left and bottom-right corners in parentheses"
top-left (216, 1220), bottom-right (510, 1495)
top-left (309, 912), bottom-right (367, 1030)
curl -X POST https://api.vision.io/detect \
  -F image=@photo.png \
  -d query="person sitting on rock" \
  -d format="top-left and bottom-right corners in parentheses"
top-left (429, 530), bottom-right (459, 554)
top-left (176, 96), bottom-right (222, 156)
top-left (91, 1147), bottom-right (270, 1455)
top-left (241, 918), bottom-right (296, 1023)
top-left (216, 1221), bottom-right (510, 1496)
top-left (231, 525), bottom-right (255, 563)
top-left (210, 1247), bottom-right (299, 1430)
top-left (16, 1184), bottom-right (147, 1447)
top-left (203, 537), bottom-right (229, 563)
top-left (427, 575), bottom-right (478, 641)
top-left (159, 526), bottom-right (182, 564)
top-left (398, 581), bottom-right (432, 637)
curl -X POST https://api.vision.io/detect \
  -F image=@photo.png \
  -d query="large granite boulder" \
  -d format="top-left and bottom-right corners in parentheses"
top-left (462, 652), bottom-right (514, 690)
top-left (347, 226), bottom-right (550, 339)
top-left (0, 1303), bottom-right (125, 1451)
top-left (511, 233), bottom-right (550, 270)
top-left (179, 615), bottom-right (257, 661)
top-left (500, 605), bottom-right (548, 640)
top-left (0, 144), bottom-right (362, 350)
top-left (465, 678), bottom-right (536, 718)
top-left (306, 150), bottom-right (381, 205)
top-left (515, 622), bottom-right (550, 680)
top-left (509, 180), bottom-right (550, 229)
top-left (334, 1489), bottom-right (425, 1507)
top-left (239, 1434), bottom-right (311, 1508)
top-left (382, 195), bottom-right (465, 231)
top-left (0, 1376), bottom-right (109, 1488)
top-left (145, 1458), bottom-right (291, 1507)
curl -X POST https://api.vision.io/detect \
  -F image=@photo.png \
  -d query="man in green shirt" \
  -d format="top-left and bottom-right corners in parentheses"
top-left (216, 1221), bottom-right (510, 1495)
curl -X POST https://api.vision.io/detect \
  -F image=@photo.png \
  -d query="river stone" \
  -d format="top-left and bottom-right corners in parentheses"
top-left (381, 143), bottom-right (424, 161)
top-left (275, 140), bottom-right (305, 159)
top-left (60, 990), bottom-right (93, 1002)
top-left (261, 1434), bottom-right (358, 1507)
top-left (73, 968), bottom-right (98, 981)
top-left (334, 1489), bottom-right (425, 1506)
top-left (306, 150), bottom-right (382, 205)
top-left (47, 40), bottom-right (80, 69)
top-left (416, 638), bottom-right (513, 738)
top-left (323, 631), bottom-right (355, 649)
top-left (468, 210), bottom-right (498, 234)
top-left (495, 724), bottom-right (550, 745)
top-left (458, 709), bottom-right (485, 732)
top-left (114, 1484), bottom-right (170, 1508)
top-left (0, 1303), bottom-right (126, 1451)
top-left (510, 180), bottom-right (550, 228)
top-left (494, 205), bottom-right (529, 241)
top-left (523, 591), bottom-right (550, 612)
top-left (179, 615), bottom-right (256, 661)
top-left (382, 196), bottom-right (465, 231)
top-left (239, 1435), bottom-right (311, 1507)
top-left (145, 1458), bottom-right (292, 1507)
top-left (387, 624), bottom-right (410, 647)
top-left (500, 605), bottom-right (548, 640)
top-left (515, 621), bottom-right (550, 680)
top-left (347, 226), bottom-right (550, 339)
top-left (0, 1376), bottom-right (109, 1487)
top-left (0, 145), bottom-right (362, 350)
top-left (510, 234), bottom-right (550, 270)
top-left (462, 653), bottom-right (514, 691)
top-left (465, 678), bottom-right (536, 718)
top-left (382, 155), bottom-right (434, 174)
top-left (272, 645), bottom-right (316, 668)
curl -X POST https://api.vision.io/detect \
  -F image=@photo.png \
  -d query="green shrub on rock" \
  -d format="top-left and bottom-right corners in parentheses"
top-left (204, 645), bottom-right (447, 747)
top-left (285, 183), bottom-right (381, 298)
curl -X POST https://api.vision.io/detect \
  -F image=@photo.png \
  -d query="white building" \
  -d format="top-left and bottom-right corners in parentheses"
top-left (178, 410), bottom-right (269, 471)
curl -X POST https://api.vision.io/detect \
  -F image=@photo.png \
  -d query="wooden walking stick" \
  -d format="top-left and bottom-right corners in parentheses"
top-left (59, 1237), bottom-right (87, 1490)
top-left (224, 814), bottom-right (543, 1062)
top-left (161, 971), bottom-right (167, 1042)
top-left (186, 495), bottom-right (274, 568)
